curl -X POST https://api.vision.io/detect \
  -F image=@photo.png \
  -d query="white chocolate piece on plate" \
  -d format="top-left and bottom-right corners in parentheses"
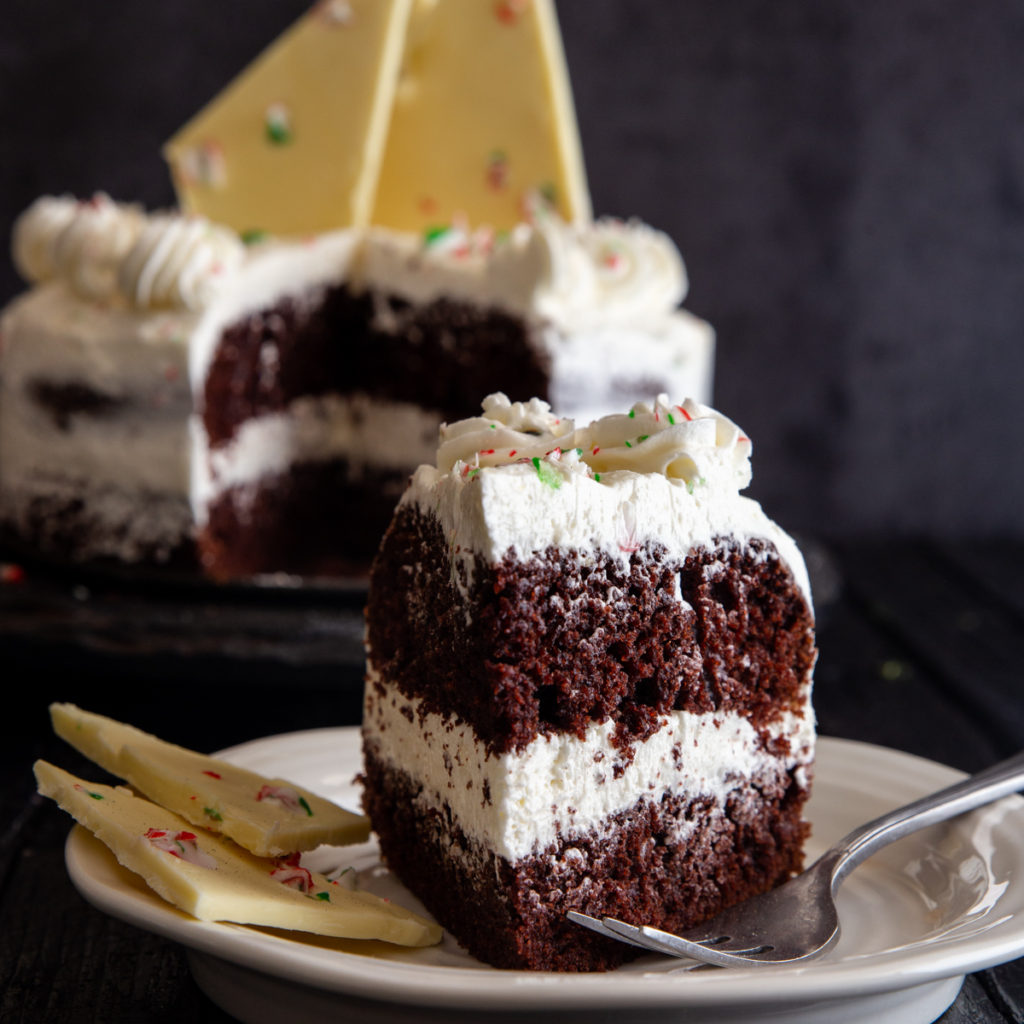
top-left (50, 703), bottom-right (369, 856)
top-left (34, 761), bottom-right (441, 947)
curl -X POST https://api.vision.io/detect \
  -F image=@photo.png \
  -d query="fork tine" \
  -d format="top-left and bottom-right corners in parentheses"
top-left (566, 912), bottom-right (708, 967)
top-left (600, 917), bottom-right (778, 968)
top-left (565, 911), bottom-right (654, 952)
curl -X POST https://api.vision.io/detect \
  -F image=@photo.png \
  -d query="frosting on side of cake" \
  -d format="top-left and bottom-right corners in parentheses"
top-left (404, 393), bottom-right (810, 600)
top-left (0, 282), bottom-right (193, 499)
top-left (363, 670), bottom-right (813, 862)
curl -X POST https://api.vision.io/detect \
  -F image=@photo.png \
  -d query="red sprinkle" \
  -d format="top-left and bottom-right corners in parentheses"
top-left (494, 0), bottom-right (527, 25)
top-left (479, 449), bottom-right (495, 455)
top-left (676, 405), bottom-right (693, 421)
top-left (508, 449), bottom-right (517, 457)
top-left (1, 564), bottom-right (25, 584)
top-left (202, 771), bottom-right (222, 779)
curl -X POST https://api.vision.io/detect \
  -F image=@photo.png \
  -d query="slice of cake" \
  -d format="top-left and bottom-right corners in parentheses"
top-left (362, 393), bottom-right (816, 971)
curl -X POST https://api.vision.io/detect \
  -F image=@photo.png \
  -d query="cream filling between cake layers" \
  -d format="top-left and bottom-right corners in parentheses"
top-left (190, 395), bottom-right (440, 523)
top-left (363, 670), bottom-right (815, 863)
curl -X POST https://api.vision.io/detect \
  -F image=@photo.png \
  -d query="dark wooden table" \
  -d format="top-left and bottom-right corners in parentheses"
top-left (2, 539), bottom-right (1023, 1022)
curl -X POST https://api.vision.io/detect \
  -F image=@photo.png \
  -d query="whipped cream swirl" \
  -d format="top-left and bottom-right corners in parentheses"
top-left (438, 393), bottom-right (752, 492)
top-left (530, 212), bottom-right (688, 324)
top-left (13, 194), bottom-right (144, 300)
top-left (118, 214), bottom-right (244, 310)
top-left (359, 210), bottom-right (689, 326)
top-left (11, 194), bottom-right (243, 311)
top-left (437, 393), bottom-right (576, 472)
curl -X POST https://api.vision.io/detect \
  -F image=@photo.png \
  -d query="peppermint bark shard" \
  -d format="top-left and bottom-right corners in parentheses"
top-left (50, 703), bottom-right (369, 856)
top-left (34, 761), bottom-right (441, 947)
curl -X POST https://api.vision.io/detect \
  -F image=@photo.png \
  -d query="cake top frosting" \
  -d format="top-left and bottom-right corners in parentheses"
top-left (10, 194), bottom-right (689, 328)
top-left (435, 392), bottom-right (751, 492)
top-left (13, 194), bottom-right (244, 312)
top-left (405, 393), bottom-right (809, 601)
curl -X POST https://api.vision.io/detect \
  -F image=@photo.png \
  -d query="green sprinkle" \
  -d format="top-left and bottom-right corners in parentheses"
top-left (667, 413), bottom-right (676, 425)
top-left (87, 790), bottom-right (104, 800)
top-left (298, 796), bottom-right (313, 818)
top-left (628, 409), bottom-right (635, 418)
top-left (490, 423), bottom-right (497, 429)
top-left (203, 807), bottom-right (223, 822)
top-left (575, 447), bottom-right (583, 456)
top-left (686, 479), bottom-right (695, 494)
top-left (638, 435), bottom-right (649, 443)
top-left (880, 659), bottom-right (909, 681)
top-left (241, 228), bottom-right (269, 246)
top-left (314, 891), bottom-right (331, 902)
top-left (531, 457), bottom-right (562, 489)
top-left (423, 225), bottom-right (450, 245)
top-left (624, 440), bottom-right (632, 448)
top-left (265, 106), bottom-right (293, 146)
top-left (594, 473), bottom-right (601, 482)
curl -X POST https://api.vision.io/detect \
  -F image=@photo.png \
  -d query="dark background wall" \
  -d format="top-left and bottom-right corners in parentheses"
top-left (3, 1), bottom-right (1022, 539)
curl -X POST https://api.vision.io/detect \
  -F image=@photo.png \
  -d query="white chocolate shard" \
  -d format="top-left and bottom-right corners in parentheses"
top-left (50, 703), bottom-right (369, 856)
top-left (35, 761), bottom-right (441, 946)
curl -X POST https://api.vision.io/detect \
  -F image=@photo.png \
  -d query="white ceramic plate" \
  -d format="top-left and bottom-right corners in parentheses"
top-left (65, 729), bottom-right (1024, 1024)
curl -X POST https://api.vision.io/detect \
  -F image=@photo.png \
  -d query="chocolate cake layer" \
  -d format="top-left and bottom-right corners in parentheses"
top-left (366, 506), bottom-right (816, 755)
top-left (363, 745), bottom-right (809, 972)
top-left (203, 287), bottom-right (550, 448)
top-left (29, 380), bottom-right (124, 432)
top-left (2, 488), bottom-right (195, 567)
top-left (199, 459), bottom-right (407, 579)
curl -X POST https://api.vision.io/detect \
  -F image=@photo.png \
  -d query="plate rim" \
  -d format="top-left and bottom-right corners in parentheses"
top-left (64, 730), bottom-right (1024, 1012)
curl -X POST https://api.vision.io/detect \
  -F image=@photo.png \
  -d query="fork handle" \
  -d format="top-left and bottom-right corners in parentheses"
top-left (825, 747), bottom-right (1024, 890)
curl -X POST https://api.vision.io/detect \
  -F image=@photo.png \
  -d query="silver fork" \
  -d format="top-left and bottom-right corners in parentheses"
top-left (569, 747), bottom-right (1024, 967)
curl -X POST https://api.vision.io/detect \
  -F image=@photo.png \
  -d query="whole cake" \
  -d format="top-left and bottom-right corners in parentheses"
top-left (362, 393), bottom-right (816, 971)
top-left (0, 195), bottom-right (712, 577)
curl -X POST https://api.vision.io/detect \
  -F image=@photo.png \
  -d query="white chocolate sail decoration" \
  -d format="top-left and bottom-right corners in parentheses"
top-left (50, 703), bottom-right (369, 856)
top-left (34, 761), bottom-right (441, 946)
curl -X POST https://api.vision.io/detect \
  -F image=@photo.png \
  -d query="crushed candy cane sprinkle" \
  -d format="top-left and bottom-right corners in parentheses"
top-left (434, 392), bottom-right (753, 492)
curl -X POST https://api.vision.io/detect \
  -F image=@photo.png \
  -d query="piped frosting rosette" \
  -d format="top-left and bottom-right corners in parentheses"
top-left (437, 393), bottom-right (577, 477)
top-left (11, 194), bottom-right (243, 311)
top-left (436, 393), bottom-right (752, 496)
top-left (118, 214), bottom-right (244, 311)
top-left (579, 395), bottom-right (752, 491)
top-left (13, 193), bottom-right (144, 301)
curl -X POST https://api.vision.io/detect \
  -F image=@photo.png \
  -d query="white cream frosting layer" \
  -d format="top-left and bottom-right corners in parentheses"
top-left (12, 194), bottom-right (706, 338)
top-left (405, 394), bottom-right (810, 600)
top-left (363, 674), bottom-right (815, 862)
top-left (190, 394), bottom-right (439, 520)
top-left (13, 194), bottom-right (244, 311)
top-left (356, 212), bottom-right (690, 329)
